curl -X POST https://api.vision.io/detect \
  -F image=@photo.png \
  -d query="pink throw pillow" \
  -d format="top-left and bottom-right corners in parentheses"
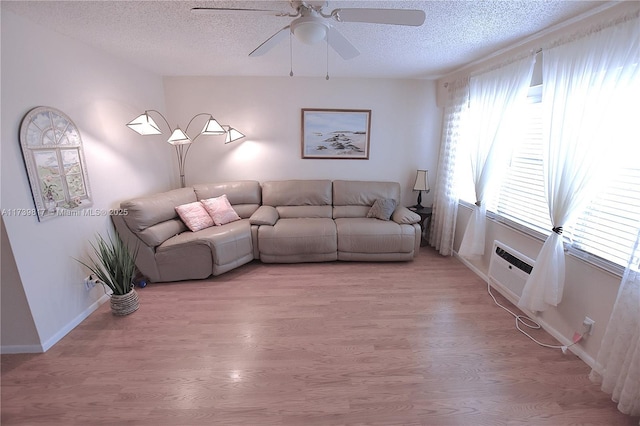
top-left (175, 201), bottom-right (214, 232)
top-left (201, 194), bottom-right (241, 226)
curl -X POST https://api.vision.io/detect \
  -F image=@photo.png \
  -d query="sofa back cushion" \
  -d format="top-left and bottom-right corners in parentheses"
top-left (276, 205), bottom-right (333, 218)
top-left (122, 187), bottom-right (197, 232)
top-left (120, 187), bottom-right (197, 247)
top-left (333, 180), bottom-right (401, 219)
top-left (262, 180), bottom-right (333, 219)
top-left (193, 181), bottom-right (261, 218)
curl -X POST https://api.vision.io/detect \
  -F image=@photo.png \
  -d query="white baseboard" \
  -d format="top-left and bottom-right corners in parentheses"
top-left (535, 315), bottom-right (596, 368)
top-left (0, 344), bottom-right (44, 354)
top-left (454, 252), bottom-right (596, 369)
top-left (1, 294), bottom-right (110, 355)
top-left (40, 294), bottom-right (110, 352)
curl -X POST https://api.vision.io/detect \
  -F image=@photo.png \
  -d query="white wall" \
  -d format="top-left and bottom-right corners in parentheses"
top-left (1, 10), bottom-right (174, 352)
top-left (163, 76), bottom-right (441, 207)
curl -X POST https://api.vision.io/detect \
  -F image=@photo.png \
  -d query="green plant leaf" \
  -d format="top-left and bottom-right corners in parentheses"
top-left (75, 232), bottom-right (138, 295)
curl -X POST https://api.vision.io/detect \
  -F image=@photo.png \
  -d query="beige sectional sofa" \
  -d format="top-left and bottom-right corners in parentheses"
top-left (112, 180), bottom-right (421, 283)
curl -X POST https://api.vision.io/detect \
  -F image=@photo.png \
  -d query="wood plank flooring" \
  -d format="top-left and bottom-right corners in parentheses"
top-left (2, 247), bottom-right (637, 425)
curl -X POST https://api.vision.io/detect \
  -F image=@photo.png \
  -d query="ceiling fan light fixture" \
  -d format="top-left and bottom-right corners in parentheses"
top-left (291, 17), bottom-right (327, 45)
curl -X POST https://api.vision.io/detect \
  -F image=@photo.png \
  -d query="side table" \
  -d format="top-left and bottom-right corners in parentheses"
top-left (408, 206), bottom-right (432, 246)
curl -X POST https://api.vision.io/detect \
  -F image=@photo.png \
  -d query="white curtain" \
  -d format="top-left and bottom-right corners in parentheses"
top-left (458, 56), bottom-right (535, 258)
top-left (519, 17), bottom-right (640, 312)
top-left (429, 78), bottom-right (468, 256)
top-left (590, 225), bottom-right (640, 416)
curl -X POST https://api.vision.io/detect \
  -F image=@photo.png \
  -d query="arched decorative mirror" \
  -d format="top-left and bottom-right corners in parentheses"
top-left (19, 106), bottom-right (92, 221)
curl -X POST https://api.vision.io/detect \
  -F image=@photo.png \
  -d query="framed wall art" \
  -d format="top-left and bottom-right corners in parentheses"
top-left (301, 109), bottom-right (371, 159)
top-left (19, 106), bottom-right (92, 221)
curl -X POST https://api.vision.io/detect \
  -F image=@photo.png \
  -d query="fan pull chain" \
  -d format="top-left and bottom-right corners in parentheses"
top-left (289, 31), bottom-right (294, 77)
top-left (325, 31), bottom-right (330, 80)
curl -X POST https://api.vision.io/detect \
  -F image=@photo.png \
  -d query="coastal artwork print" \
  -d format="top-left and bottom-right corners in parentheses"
top-left (301, 109), bottom-right (371, 159)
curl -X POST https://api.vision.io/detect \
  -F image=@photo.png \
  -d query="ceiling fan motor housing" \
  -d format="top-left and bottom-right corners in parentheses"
top-left (292, 1), bottom-right (328, 13)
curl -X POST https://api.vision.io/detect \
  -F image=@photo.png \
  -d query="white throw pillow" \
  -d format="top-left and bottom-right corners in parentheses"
top-left (175, 201), bottom-right (214, 232)
top-left (201, 194), bottom-right (241, 226)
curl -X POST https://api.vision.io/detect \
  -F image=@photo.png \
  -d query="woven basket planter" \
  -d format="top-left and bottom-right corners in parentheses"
top-left (110, 289), bottom-right (139, 316)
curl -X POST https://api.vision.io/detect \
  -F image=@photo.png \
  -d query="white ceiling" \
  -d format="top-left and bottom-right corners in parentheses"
top-left (2, 0), bottom-right (610, 79)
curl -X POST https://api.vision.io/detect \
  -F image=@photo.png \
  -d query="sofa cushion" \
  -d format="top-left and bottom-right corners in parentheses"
top-left (276, 205), bottom-right (333, 219)
top-left (201, 194), bottom-right (241, 226)
top-left (175, 201), bottom-right (214, 232)
top-left (262, 180), bottom-right (332, 207)
top-left (391, 206), bottom-right (421, 225)
top-left (367, 198), bottom-right (397, 221)
top-left (250, 205), bottom-right (279, 226)
top-left (335, 218), bottom-right (416, 254)
top-left (262, 180), bottom-right (333, 219)
top-left (333, 180), bottom-right (401, 219)
top-left (154, 243), bottom-right (213, 282)
top-left (332, 205), bottom-right (370, 218)
top-left (193, 181), bottom-right (261, 219)
top-left (333, 180), bottom-right (400, 206)
top-left (258, 218), bottom-right (337, 257)
top-left (122, 187), bottom-right (196, 232)
top-left (137, 219), bottom-right (187, 247)
top-left (157, 219), bottom-right (253, 268)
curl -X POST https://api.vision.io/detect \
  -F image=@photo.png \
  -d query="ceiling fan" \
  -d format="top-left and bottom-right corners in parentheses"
top-left (191, 1), bottom-right (426, 60)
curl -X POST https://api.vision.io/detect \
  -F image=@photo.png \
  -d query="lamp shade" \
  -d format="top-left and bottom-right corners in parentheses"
top-left (201, 116), bottom-right (226, 135)
top-left (292, 17), bottom-right (327, 45)
top-left (126, 112), bottom-right (162, 135)
top-left (225, 127), bottom-right (246, 144)
top-left (167, 127), bottom-right (191, 145)
top-left (413, 170), bottom-right (430, 192)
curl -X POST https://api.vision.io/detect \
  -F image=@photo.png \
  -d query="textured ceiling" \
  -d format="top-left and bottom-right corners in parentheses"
top-left (2, 0), bottom-right (610, 79)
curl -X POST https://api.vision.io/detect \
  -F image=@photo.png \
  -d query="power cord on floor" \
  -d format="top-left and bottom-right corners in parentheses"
top-left (487, 281), bottom-right (582, 354)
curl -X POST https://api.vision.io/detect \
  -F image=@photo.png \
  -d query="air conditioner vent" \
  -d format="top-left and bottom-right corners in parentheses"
top-left (495, 246), bottom-right (533, 274)
top-left (488, 241), bottom-right (536, 301)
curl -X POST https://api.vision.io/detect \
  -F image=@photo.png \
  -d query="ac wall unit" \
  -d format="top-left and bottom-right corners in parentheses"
top-left (488, 240), bottom-right (536, 303)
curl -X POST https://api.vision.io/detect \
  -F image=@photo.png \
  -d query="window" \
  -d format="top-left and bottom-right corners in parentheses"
top-left (493, 86), bottom-right (551, 236)
top-left (477, 80), bottom-right (640, 271)
top-left (572, 165), bottom-right (640, 267)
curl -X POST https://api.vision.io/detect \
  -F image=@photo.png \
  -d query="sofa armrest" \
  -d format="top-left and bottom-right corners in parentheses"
top-left (391, 206), bottom-right (421, 225)
top-left (250, 205), bottom-right (279, 226)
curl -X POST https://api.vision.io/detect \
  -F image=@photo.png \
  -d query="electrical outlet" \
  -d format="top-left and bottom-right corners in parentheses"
top-left (583, 316), bottom-right (595, 336)
top-left (84, 275), bottom-right (96, 291)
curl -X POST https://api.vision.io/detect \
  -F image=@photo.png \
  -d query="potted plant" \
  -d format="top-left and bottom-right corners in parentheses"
top-left (41, 179), bottom-right (59, 214)
top-left (77, 232), bottom-right (139, 316)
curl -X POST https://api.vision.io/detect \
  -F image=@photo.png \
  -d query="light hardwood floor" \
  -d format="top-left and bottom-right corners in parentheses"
top-left (2, 247), bottom-right (637, 425)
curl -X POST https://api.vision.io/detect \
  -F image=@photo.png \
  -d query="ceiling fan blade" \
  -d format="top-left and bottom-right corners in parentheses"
top-left (249, 26), bottom-right (291, 57)
top-left (191, 7), bottom-right (293, 17)
top-left (333, 8), bottom-right (425, 26)
top-left (327, 27), bottom-right (360, 60)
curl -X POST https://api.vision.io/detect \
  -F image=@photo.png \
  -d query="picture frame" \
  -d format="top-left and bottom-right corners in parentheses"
top-left (301, 108), bottom-right (371, 159)
top-left (18, 106), bottom-right (93, 221)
